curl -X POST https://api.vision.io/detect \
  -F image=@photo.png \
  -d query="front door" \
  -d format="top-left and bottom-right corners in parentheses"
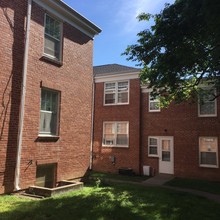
top-left (159, 137), bottom-right (174, 174)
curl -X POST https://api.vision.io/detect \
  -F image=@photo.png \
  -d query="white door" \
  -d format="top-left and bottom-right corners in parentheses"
top-left (159, 137), bottom-right (174, 174)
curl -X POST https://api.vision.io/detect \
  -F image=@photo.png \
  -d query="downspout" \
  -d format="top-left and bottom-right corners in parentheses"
top-left (89, 74), bottom-right (95, 170)
top-left (139, 84), bottom-right (143, 175)
top-left (14, 0), bottom-right (32, 191)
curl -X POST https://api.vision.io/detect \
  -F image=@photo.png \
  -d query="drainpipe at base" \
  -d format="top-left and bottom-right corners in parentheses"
top-left (14, 0), bottom-right (32, 191)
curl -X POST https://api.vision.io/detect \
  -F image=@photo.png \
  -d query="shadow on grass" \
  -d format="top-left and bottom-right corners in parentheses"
top-left (165, 177), bottom-right (220, 195)
top-left (1, 184), bottom-right (220, 220)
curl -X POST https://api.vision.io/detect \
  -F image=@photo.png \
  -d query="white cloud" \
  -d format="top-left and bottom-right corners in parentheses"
top-left (115, 0), bottom-right (174, 36)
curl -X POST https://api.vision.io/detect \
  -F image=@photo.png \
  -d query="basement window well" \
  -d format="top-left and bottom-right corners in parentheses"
top-left (29, 163), bottom-right (83, 197)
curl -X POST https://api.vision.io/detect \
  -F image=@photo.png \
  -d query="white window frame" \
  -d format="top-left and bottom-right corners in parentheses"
top-left (102, 122), bottom-right (129, 147)
top-left (44, 14), bottom-right (63, 62)
top-left (39, 88), bottom-right (60, 136)
top-left (149, 94), bottom-right (160, 112)
top-left (198, 88), bottom-right (217, 117)
top-left (148, 137), bottom-right (159, 157)
top-left (199, 137), bottom-right (218, 168)
top-left (104, 81), bottom-right (129, 106)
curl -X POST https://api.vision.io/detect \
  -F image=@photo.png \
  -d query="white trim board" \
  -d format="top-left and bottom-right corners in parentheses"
top-left (95, 72), bottom-right (139, 83)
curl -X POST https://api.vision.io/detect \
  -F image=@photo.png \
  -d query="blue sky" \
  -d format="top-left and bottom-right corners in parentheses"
top-left (64, 0), bottom-right (175, 67)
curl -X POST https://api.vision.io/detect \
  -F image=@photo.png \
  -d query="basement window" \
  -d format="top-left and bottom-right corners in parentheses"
top-left (36, 164), bottom-right (56, 188)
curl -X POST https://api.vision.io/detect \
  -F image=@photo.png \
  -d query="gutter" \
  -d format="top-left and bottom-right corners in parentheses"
top-left (89, 74), bottom-right (95, 170)
top-left (14, 0), bottom-right (32, 191)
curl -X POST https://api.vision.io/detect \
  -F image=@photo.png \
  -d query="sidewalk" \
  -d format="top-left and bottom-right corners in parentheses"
top-left (142, 174), bottom-right (220, 203)
top-left (142, 174), bottom-right (174, 185)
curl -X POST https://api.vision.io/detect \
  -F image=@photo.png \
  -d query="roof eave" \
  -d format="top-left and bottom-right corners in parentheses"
top-left (33, 0), bottom-right (102, 38)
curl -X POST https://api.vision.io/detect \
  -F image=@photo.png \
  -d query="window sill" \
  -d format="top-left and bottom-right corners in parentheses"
top-left (104, 103), bottom-right (129, 106)
top-left (198, 114), bottom-right (217, 117)
top-left (148, 155), bottom-right (159, 158)
top-left (36, 135), bottom-right (60, 142)
top-left (102, 145), bottom-right (129, 148)
top-left (40, 55), bottom-right (63, 67)
top-left (199, 165), bottom-right (218, 168)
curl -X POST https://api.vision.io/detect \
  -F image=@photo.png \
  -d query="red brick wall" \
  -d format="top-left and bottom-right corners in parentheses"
top-left (0, 0), bottom-right (26, 194)
top-left (141, 92), bottom-right (220, 181)
top-left (93, 79), bottom-right (141, 174)
top-left (0, 1), bottom-right (94, 193)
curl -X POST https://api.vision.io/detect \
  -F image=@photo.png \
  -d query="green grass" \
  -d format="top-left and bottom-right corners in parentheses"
top-left (1, 183), bottom-right (220, 220)
top-left (165, 178), bottom-right (220, 195)
top-left (89, 171), bottom-right (149, 183)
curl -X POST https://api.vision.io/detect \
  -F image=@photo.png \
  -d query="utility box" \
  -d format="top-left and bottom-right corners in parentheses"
top-left (143, 166), bottom-right (150, 176)
top-left (118, 167), bottom-right (134, 176)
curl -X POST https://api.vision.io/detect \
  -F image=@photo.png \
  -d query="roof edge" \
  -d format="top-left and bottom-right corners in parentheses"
top-left (33, 0), bottom-right (101, 38)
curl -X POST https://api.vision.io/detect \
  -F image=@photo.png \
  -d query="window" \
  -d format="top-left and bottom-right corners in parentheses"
top-left (44, 14), bottom-right (62, 61)
top-left (161, 140), bottom-right (171, 161)
top-left (149, 94), bottom-right (160, 112)
top-left (102, 122), bottom-right (129, 147)
top-left (199, 137), bottom-right (218, 168)
top-left (40, 88), bottom-right (59, 136)
top-left (104, 81), bottom-right (129, 105)
top-left (198, 89), bottom-right (217, 117)
top-left (148, 137), bottom-right (159, 156)
top-left (104, 83), bottom-right (116, 104)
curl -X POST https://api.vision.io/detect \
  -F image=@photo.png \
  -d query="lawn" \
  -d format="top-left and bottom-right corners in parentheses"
top-left (89, 171), bottom-right (149, 183)
top-left (1, 183), bottom-right (220, 220)
top-left (165, 178), bottom-right (220, 195)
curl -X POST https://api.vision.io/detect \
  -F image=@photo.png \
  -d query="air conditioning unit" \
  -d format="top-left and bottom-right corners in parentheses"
top-left (143, 166), bottom-right (150, 176)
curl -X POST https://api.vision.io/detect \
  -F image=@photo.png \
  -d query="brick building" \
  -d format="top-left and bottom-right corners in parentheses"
top-left (93, 64), bottom-right (220, 181)
top-left (93, 65), bottom-right (141, 174)
top-left (0, 0), bottom-right (101, 194)
top-left (0, 0), bottom-right (219, 195)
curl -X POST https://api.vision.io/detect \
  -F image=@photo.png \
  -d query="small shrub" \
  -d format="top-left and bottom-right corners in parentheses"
top-left (95, 178), bottom-right (101, 188)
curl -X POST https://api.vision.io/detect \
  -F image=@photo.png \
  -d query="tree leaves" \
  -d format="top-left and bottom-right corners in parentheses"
top-left (123, 0), bottom-right (220, 106)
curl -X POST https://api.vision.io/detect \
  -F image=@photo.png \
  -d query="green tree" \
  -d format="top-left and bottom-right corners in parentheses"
top-left (123, 0), bottom-right (220, 106)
